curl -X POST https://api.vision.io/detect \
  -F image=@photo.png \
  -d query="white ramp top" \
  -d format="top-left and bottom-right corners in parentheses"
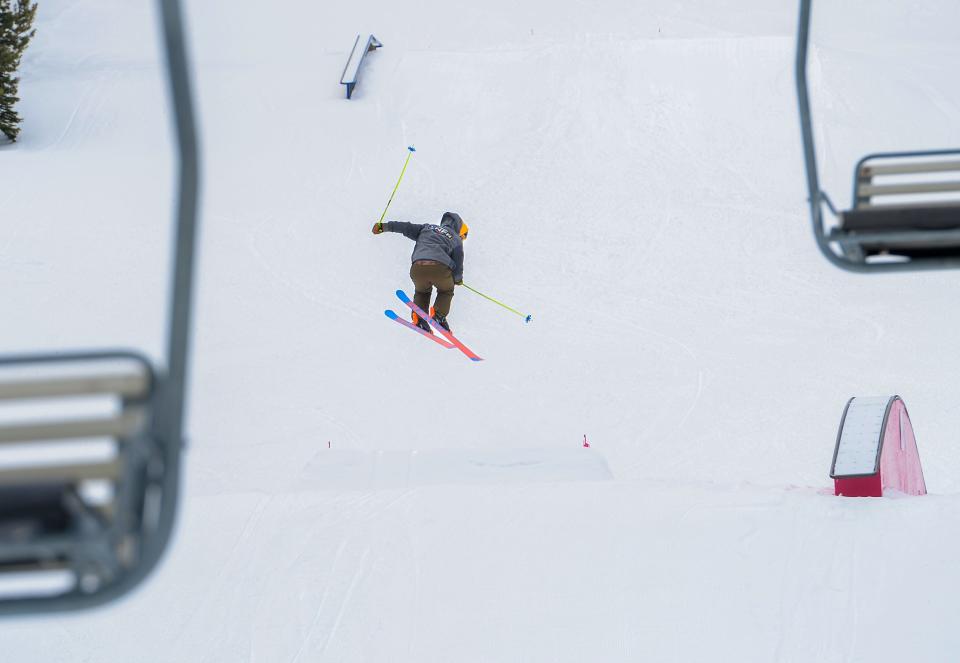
top-left (831, 396), bottom-right (892, 477)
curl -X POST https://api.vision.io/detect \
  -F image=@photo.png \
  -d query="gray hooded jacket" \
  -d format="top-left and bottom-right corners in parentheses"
top-left (383, 212), bottom-right (465, 282)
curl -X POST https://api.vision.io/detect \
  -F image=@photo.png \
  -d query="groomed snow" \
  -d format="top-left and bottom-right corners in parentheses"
top-left (2, 0), bottom-right (960, 660)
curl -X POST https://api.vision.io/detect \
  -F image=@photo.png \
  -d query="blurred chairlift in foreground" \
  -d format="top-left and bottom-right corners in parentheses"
top-left (0, 0), bottom-right (200, 614)
top-left (796, 0), bottom-right (960, 272)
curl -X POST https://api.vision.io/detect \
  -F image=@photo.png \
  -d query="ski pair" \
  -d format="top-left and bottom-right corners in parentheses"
top-left (384, 290), bottom-right (483, 361)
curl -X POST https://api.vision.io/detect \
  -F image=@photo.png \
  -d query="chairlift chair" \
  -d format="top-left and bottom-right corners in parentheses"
top-left (0, 0), bottom-right (199, 614)
top-left (795, 0), bottom-right (960, 272)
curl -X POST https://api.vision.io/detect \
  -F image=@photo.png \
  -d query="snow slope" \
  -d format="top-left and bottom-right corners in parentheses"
top-left (2, 0), bottom-right (960, 660)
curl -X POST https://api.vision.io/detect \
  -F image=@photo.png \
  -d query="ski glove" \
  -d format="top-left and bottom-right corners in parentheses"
top-left (372, 222), bottom-right (384, 234)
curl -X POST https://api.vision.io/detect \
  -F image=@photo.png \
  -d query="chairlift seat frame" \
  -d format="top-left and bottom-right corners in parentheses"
top-left (795, 0), bottom-right (960, 272)
top-left (0, 0), bottom-right (199, 615)
top-left (834, 150), bottom-right (960, 259)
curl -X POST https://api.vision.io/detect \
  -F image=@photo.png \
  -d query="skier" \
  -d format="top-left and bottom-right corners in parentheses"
top-left (373, 212), bottom-right (469, 333)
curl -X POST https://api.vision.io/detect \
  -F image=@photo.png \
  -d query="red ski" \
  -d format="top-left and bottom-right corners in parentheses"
top-left (396, 290), bottom-right (483, 361)
top-left (384, 309), bottom-right (455, 348)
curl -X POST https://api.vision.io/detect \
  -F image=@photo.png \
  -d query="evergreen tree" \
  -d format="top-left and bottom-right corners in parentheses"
top-left (0, 0), bottom-right (37, 142)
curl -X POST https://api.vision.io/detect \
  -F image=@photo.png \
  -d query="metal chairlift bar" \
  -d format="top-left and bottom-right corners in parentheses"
top-left (853, 149), bottom-right (960, 174)
top-left (795, 0), bottom-right (856, 271)
top-left (852, 149), bottom-right (960, 205)
top-left (0, 534), bottom-right (91, 565)
top-left (0, 411), bottom-right (144, 444)
top-left (855, 199), bottom-right (960, 211)
top-left (0, 351), bottom-right (154, 372)
top-left (858, 181), bottom-right (960, 197)
top-left (0, 561), bottom-right (71, 573)
top-left (862, 160), bottom-right (960, 176)
top-left (0, 373), bottom-right (149, 401)
top-left (161, 0), bottom-right (200, 454)
top-left (831, 228), bottom-right (960, 247)
top-left (819, 190), bottom-right (840, 217)
top-left (0, 461), bottom-right (121, 486)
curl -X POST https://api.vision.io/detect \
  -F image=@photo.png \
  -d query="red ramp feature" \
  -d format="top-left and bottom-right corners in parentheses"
top-left (830, 396), bottom-right (927, 497)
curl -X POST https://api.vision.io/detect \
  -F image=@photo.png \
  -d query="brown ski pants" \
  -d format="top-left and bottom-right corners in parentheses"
top-left (410, 261), bottom-right (455, 317)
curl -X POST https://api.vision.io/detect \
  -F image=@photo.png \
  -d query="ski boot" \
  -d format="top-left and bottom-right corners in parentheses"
top-left (411, 312), bottom-right (432, 334)
top-left (431, 311), bottom-right (451, 332)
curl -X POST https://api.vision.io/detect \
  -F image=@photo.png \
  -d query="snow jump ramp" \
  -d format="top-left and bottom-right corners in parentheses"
top-left (831, 396), bottom-right (926, 497)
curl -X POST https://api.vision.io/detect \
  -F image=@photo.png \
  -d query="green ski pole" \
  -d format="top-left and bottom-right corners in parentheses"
top-left (461, 282), bottom-right (532, 323)
top-left (376, 146), bottom-right (416, 231)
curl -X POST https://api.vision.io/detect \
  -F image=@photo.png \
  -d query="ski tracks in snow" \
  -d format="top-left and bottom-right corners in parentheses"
top-left (772, 500), bottom-right (864, 662)
top-left (287, 489), bottom-right (417, 662)
top-left (316, 546), bottom-right (372, 659)
top-left (242, 211), bottom-right (359, 320)
top-left (589, 304), bottom-right (707, 471)
top-left (289, 540), bottom-right (372, 663)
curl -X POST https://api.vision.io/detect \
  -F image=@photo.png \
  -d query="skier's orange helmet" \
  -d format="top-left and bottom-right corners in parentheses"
top-left (459, 220), bottom-right (469, 241)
